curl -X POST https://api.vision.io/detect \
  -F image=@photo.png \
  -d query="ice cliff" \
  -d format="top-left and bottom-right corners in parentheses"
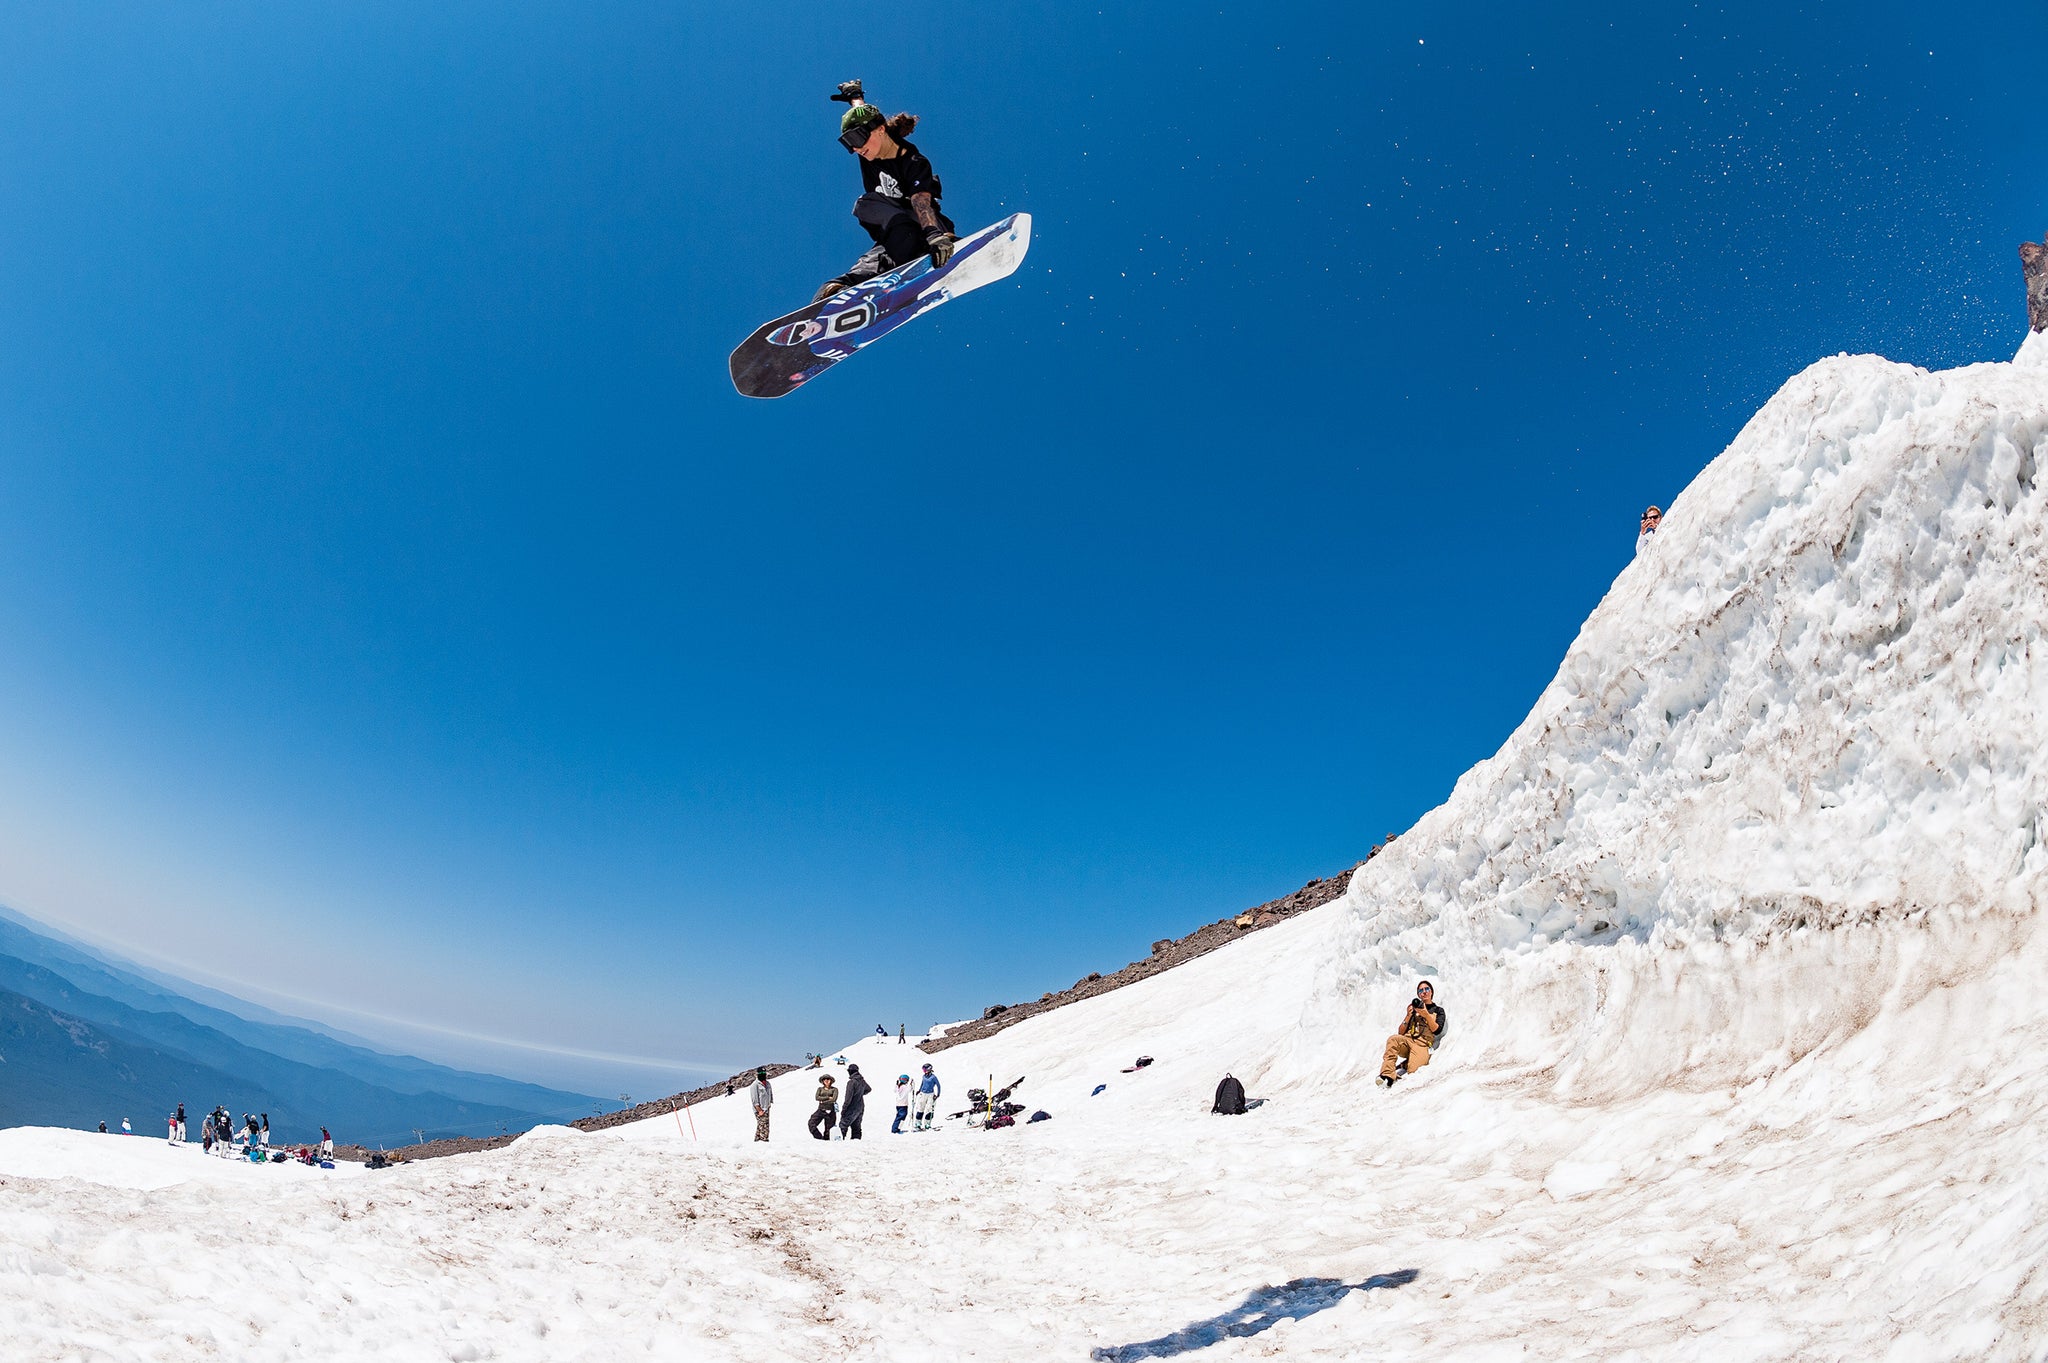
top-left (1293, 338), bottom-right (2048, 1098)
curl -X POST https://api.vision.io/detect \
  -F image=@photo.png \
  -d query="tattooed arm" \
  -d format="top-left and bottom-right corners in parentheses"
top-left (911, 192), bottom-right (955, 265)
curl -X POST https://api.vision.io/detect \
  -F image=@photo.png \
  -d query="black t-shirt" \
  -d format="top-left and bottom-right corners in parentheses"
top-left (861, 138), bottom-right (942, 204)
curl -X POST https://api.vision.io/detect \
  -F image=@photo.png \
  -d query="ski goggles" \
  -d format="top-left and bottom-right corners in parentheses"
top-left (839, 120), bottom-right (880, 153)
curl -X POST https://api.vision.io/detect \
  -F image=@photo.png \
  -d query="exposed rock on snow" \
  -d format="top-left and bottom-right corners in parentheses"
top-left (925, 869), bottom-right (1360, 1054)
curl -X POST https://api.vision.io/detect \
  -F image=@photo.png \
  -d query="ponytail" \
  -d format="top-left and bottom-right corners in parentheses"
top-left (887, 111), bottom-right (919, 138)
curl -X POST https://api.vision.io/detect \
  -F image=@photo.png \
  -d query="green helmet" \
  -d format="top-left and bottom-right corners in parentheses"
top-left (840, 103), bottom-right (883, 134)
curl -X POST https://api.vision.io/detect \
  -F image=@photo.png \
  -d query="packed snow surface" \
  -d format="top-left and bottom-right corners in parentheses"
top-left (4, 339), bottom-right (2045, 1360)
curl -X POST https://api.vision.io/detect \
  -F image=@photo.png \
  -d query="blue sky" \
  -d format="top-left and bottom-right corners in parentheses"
top-left (0, 3), bottom-right (2039, 1096)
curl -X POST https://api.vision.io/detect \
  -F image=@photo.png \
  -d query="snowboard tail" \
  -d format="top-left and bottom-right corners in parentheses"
top-left (729, 213), bottom-right (1032, 399)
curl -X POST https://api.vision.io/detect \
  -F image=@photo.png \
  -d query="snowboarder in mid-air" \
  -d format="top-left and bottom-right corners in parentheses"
top-left (812, 80), bottom-right (957, 302)
top-left (727, 80), bottom-right (1029, 399)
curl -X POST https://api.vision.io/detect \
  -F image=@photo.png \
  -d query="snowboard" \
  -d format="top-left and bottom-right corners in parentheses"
top-left (729, 213), bottom-right (1032, 399)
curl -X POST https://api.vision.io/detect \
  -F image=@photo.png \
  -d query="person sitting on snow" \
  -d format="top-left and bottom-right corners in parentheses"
top-left (1377, 981), bottom-right (1444, 1088)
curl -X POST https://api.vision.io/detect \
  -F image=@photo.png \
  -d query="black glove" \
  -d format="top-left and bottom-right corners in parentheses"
top-left (924, 229), bottom-right (956, 268)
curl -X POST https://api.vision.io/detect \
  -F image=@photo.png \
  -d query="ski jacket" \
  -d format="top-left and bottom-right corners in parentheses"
top-left (917, 1073), bottom-right (941, 1096)
top-left (751, 1079), bottom-right (774, 1112)
top-left (842, 1071), bottom-right (872, 1115)
top-left (895, 1081), bottom-right (911, 1106)
top-left (814, 1081), bottom-right (838, 1109)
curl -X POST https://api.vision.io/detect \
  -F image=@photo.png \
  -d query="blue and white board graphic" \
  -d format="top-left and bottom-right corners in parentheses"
top-left (729, 213), bottom-right (1032, 399)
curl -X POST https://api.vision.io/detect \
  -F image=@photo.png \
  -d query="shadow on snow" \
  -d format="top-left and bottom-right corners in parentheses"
top-left (1090, 1271), bottom-right (1420, 1361)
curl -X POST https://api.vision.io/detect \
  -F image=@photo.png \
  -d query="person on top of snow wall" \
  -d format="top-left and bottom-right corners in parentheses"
top-left (750, 1067), bottom-right (774, 1143)
top-left (1378, 981), bottom-right (1444, 1088)
top-left (811, 80), bottom-right (958, 304)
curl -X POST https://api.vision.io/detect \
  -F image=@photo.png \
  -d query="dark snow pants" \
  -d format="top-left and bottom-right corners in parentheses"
top-left (808, 1105), bottom-right (836, 1140)
top-left (812, 193), bottom-right (957, 303)
top-left (840, 1106), bottom-right (865, 1140)
top-left (891, 1105), bottom-right (908, 1134)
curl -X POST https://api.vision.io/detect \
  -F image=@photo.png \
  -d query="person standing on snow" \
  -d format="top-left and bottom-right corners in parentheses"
top-left (750, 1067), bottom-right (775, 1142)
top-left (260, 1114), bottom-right (270, 1147)
top-left (1378, 981), bottom-right (1444, 1087)
top-left (839, 1064), bottom-right (873, 1140)
top-left (809, 1074), bottom-right (840, 1141)
top-left (898, 1024), bottom-right (906, 1044)
top-left (913, 1063), bottom-right (941, 1131)
top-left (175, 1103), bottom-right (186, 1143)
top-left (320, 1127), bottom-right (334, 1160)
top-left (891, 1074), bottom-right (912, 1134)
top-left (812, 80), bottom-right (957, 304)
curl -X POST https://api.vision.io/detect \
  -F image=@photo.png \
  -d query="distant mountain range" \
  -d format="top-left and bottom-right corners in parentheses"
top-left (0, 906), bottom-right (600, 1147)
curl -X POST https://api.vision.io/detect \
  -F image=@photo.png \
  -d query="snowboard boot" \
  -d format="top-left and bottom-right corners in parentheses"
top-left (811, 243), bottom-right (896, 304)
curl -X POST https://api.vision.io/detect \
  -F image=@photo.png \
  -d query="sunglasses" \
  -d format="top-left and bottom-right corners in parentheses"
top-left (839, 122), bottom-right (878, 153)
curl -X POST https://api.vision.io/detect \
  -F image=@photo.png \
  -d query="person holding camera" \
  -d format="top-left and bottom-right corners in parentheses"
top-left (1378, 981), bottom-right (1443, 1087)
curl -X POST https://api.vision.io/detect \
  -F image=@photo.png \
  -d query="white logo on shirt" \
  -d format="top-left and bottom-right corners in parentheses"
top-left (876, 171), bottom-right (902, 198)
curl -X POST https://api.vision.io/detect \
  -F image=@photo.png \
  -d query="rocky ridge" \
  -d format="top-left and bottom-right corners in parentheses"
top-left (920, 862), bottom-right (1364, 1055)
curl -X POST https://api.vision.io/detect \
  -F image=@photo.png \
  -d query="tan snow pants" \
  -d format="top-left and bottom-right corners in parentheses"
top-left (754, 1109), bottom-right (771, 1142)
top-left (1380, 1035), bottom-right (1430, 1080)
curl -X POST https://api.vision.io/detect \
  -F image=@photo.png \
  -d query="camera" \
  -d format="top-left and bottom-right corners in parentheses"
top-left (1410, 998), bottom-right (1424, 1009)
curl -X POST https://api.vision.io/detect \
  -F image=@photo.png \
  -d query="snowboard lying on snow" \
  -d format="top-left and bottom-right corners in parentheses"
top-left (729, 213), bottom-right (1033, 399)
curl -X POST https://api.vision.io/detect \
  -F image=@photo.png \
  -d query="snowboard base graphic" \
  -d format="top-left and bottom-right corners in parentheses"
top-left (729, 213), bottom-right (1032, 399)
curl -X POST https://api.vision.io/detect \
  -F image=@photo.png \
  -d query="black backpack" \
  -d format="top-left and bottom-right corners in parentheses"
top-left (1212, 1075), bottom-right (1247, 1115)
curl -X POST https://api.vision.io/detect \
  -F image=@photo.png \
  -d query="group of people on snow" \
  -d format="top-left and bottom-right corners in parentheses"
top-left (746, 1060), bottom-right (941, 1141)
top-left (106, 1103), bottom-right (336, 1162)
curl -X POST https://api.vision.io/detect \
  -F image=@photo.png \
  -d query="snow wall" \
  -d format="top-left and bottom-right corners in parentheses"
top-left (1279, 337), bottom-right (2048, 1102)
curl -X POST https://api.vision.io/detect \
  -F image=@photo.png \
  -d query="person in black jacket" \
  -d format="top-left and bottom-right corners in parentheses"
top-left (839, 1064), bottom-right (873, 1140)
top-left (1212, 1074), bottom-right (1247, 1115)
top-left (813, 81), bottom-right (959, 303)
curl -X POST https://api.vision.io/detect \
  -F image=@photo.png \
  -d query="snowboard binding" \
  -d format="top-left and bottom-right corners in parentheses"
top-left (830, 79), bottom-right (865, 106)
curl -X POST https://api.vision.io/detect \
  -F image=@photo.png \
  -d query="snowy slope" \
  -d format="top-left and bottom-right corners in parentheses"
top-left (2, 339), bottom-right (2044, 1361)
top-left (0, 1127), bottom-right (362, 1191)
